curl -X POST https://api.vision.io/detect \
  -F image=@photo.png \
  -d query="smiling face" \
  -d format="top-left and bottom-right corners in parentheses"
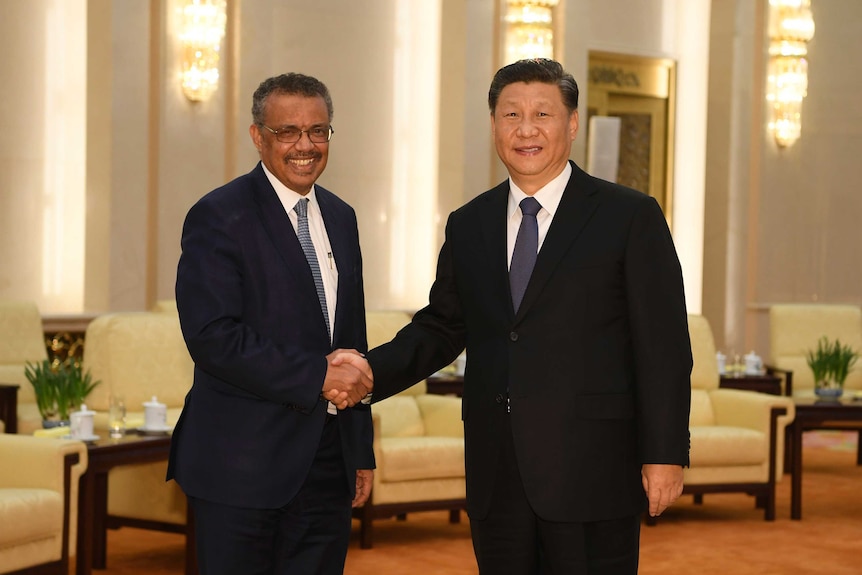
top-left (249, 92), bottom-right (330, 195)
top-left (491, 81), bottom-right (578, 195)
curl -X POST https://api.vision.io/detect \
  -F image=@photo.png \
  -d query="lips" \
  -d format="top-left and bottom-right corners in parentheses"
top-left (515, 146), bottom-right (541, 154)
top-left (288, 156), bottom-right (316, 166)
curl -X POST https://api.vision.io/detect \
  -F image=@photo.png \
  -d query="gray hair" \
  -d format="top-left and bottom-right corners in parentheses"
top-left (251, 73), bottom-right (334, 125)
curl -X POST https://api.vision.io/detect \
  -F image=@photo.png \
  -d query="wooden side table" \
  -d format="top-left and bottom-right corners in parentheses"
top-left (787, 396), bottom-right (862, 519)
top-left (426, 374), bottom-right (464, 396)
top-left (76, 431), bottom-right (196, 575)
top-left (719, 373), bottom-right (782, 395)
top-left (0, 383), bottom-right (19, 433)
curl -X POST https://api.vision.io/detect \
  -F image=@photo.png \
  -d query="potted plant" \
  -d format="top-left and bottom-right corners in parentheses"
top-left (806, 336), bottom-right (859, 399)
top-left (25, 358), bottom-right (100, 427)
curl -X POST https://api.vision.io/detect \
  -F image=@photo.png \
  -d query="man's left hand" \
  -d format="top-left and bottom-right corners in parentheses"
top-left (641, 463), bottom-right (684, 517)
top-left (353, 469), bottom-right (374, 507)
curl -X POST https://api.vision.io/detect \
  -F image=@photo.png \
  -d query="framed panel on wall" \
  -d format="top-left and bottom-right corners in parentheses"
top-left (586, 51), bottom-right (676, 229)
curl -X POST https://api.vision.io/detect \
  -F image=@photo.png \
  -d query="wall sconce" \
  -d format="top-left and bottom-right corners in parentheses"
top-left (766, 0), bottom-right (815, 148)
top-left (502, 0), bottom-right (560, 66)
top-left (179, 0), bottom-right (227, 102)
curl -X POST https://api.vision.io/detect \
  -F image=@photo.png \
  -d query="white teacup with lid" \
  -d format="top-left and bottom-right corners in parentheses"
top-left (716, 351), bottom-right (727, 375)
top-left (70, 404), bottom-right (96, 440)
top-left (744, 351), bottom-right (763, 375)
top-left (143, 396), bottom-right (168, 430)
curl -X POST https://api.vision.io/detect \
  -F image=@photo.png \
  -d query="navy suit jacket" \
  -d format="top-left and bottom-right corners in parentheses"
top-left (168, 162), bottom-right (374, 509)
top-left (367, 161), bottom-right (691, 522)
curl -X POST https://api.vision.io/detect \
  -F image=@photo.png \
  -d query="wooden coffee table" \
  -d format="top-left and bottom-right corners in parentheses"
top-left (76, 430), bottom-right (195, 575)
top-left (787, 395), bottom-right (862, 520)
top-left (719, 373), bottom-right (783, 395)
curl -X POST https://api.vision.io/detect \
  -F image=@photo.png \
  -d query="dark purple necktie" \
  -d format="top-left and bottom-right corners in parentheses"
top-left (510, 197), bottom-right (541, 313)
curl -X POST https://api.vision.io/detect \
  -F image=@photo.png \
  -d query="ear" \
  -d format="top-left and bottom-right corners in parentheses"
top-left (569, 110), bottom-right (579, 141)
top-left (490, 112), bottom-right (496, 137)
top-left (249, 124), bottom-right (263, 153)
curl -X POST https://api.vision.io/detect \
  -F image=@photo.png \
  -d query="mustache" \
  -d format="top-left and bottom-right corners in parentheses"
top-left (285, 152), bottom-right (320, 161)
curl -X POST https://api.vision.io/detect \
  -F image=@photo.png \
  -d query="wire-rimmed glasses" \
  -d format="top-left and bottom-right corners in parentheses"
top-left (260, 124), bottom-right (334, 144)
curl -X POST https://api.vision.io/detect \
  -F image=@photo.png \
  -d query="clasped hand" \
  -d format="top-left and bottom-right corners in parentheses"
top-left (322, 349), bottom-right (374, 409)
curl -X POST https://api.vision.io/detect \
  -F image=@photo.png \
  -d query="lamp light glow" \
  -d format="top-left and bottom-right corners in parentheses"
top-left (766, 0), bottom-right (814, 148)
top-left (179, 0), bottom-right (227, 102)
top-left (503, 0), bottom-right (560, 65)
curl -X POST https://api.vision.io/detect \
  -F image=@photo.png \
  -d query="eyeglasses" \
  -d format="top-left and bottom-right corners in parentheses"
top-left (260, 124), bottom-right (334, 144)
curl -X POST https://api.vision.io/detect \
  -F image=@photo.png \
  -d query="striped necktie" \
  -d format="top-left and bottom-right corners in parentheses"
top-left (294, 198), bottom-right (331, 339)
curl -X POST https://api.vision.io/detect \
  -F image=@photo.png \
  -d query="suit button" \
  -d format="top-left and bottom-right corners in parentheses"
top-left (495, 394), bottom-right (504, 404)
top-left (509, 331), bottom-right (519, 341)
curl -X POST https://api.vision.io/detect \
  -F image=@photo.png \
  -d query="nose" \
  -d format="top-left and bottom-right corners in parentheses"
top-left (293, 131), bottom-right (315, 151)
top-left (515, 117), bottom-right (539, 137)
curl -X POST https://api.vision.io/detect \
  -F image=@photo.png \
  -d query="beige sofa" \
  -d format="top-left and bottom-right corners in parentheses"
top-left (768, 303), bottom-right (862, 396)
top-left (0, 300), bottom-right (51, 435)
top-left (81, 311), bottom-right (193, 535)
top-left (0, 434), bottom-right (88, 575)
top-left (354, 311), bottom-right (466, 548)
top-left (680, 314), bottom-right (795, 521)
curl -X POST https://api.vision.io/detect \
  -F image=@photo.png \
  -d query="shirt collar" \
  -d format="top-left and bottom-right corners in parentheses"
top-left (260, 161), bottom-right (319, 213)
top-left (506, 161), bottom-right (572, 219)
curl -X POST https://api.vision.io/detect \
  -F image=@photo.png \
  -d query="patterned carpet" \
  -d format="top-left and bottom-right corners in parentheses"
top-left (97, 438), bottom-right (862, 575)
top-left (802, 430), bottom-right (859, 452)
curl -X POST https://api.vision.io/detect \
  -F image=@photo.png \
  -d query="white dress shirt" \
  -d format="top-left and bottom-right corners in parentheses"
top-left (262, 163), bottom-right (338, 340)
top-left (262, 164), bottom-right (339, 414)
top-left (506, 162), bottom-right (572, 267)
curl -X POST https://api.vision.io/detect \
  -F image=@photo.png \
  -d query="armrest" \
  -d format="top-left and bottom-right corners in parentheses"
top-left (708, 388), bottom-right (796, 435)
top-left (765, 364), bottom-right (794, 396)
top-left (709, 390), bottom-right (795, 481)
top-left (414, 394), bottom-right (463, 438)
top-left (0, 383), bottom-right (20, 433)
top-left (0, 434), bottom-right (88, 491)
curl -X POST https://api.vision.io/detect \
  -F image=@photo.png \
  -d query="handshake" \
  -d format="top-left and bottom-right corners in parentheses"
top-left (322, 349), bottom-right (374, 410)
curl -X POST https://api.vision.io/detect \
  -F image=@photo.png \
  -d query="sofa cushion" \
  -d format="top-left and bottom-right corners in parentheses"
top-left (689, 389), bottom-right (715, 426)
top-left (84, 312), bottom-right (193, 411)
top-left (373, 397), bottom-right (425, 438)
top-left (379, 437), bottom-right (465, 482)
top-left (0, 488), bottom-right (62, 546)
top-left (415, 394), bottom-right (463, 437)
top-left (690, 426), bottom-right (766, 466)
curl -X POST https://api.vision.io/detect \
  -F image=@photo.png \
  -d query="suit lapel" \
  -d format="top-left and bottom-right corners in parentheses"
top-left (515, 162), bottom-right (600, 321)
top-left (477, 181), bottom-right (513, 318)
top-left (251, 165), bottom-right (320, 309)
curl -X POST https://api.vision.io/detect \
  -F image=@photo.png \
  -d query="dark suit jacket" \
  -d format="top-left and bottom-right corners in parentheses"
top-left (366, 161), bottom-right (691, 522)
top-left (167, 162), bottom-right (374, 509)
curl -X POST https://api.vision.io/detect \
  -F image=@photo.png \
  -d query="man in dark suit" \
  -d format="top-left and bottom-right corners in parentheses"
top-left (168, 73), bottom-right (374, 575)
top-left (340, 59), bottom-right (692, 574)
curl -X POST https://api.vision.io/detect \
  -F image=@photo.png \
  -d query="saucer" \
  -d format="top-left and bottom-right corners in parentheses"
top-left (62, 434), bottom-right (100, 442)
top-left (136, 425), bottom-right (173, 434)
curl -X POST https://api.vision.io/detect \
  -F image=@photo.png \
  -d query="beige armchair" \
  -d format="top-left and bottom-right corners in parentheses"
top-left (353, 311), bottom-right (466, 549)
top-left (81, 311), bottom-right (193, 536)
top-left (768, 303), bottom-right (862, 396)
top-left (680, 314), bottom-right (795, 521)
top-left (0, 434), bottom-right (88, 575)
top-left (768, 303), bottom-right (862, 465)
top-left (0, 300), bottom-right (50, 434)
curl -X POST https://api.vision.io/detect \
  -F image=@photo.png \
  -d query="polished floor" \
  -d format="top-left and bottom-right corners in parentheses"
top-left (96, 432), bottom-right (861, 574)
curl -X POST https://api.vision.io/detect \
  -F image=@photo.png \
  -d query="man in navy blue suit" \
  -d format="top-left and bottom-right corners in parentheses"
top-left (168, 73), bottom-right (374, 575)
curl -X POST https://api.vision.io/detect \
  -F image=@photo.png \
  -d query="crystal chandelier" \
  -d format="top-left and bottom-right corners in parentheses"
top-left (179, 0), bottom-right (227, 102)
top-left (503, 0), bottom-right (560, 65)
top-left (766, 0), bottom-right (815, 148)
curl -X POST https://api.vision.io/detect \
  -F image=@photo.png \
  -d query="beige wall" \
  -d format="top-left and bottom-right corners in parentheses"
top-left (2, 0), bottom-right (860, 365)
top-left (703, 0), bottom-right (862, 359)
